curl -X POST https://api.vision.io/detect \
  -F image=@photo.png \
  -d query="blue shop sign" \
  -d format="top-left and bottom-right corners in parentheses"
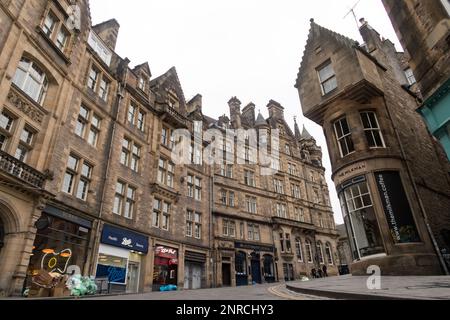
top-left (101, 224), bottom-right (149, 254)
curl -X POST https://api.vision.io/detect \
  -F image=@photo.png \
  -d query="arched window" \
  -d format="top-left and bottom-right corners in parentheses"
top-left (12, 58), bottom-right (48, 104)
top-left (317, 242), bottom-right (325, 264)
top-left (295, 238), bottom-right (303, 262)
top-left (305, 239), bottom-right (313, 263)
top-left (325, 243), bottom-right (334, 265)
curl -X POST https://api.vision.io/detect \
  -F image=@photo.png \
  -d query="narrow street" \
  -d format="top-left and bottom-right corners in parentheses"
top-left (83, 283), bottom-right (328, 300)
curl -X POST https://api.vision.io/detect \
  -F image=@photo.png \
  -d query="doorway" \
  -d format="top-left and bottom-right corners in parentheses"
top-left (251, 254), bottom-right (262, 284)
top-left (222, 263), bottom-right (231, 287)
top-left (184, 262), bottom-right (203, 290)
top-left (126, 262), bottom-right (140, 293)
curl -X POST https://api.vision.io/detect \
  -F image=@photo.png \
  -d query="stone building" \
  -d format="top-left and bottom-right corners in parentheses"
top-left (0, 0), bottom-right (339, 297)
top-left (205, 98), bottom-right (339, 287)
top-left (295, 18), bottom-right (450, 275)
top-left (382, 0), bottom-right (450, 161)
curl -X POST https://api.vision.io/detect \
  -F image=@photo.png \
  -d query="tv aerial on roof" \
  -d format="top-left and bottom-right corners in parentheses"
top-left (343, 0), bottom-right (362, 31)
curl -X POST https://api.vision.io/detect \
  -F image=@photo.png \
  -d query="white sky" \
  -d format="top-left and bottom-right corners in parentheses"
top-left (89, 0), bottom-right (402, 225)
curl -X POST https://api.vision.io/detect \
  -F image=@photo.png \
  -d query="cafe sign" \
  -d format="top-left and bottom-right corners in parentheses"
top-left (155, 246), bottom-right (178, 259)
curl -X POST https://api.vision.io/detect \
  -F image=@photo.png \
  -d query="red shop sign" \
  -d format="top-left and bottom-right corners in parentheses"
top-left (155, 246), bottom-right (178, 259)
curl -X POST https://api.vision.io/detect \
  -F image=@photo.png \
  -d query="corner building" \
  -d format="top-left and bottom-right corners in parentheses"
top-left (295, 19), bottom-right (450, 275)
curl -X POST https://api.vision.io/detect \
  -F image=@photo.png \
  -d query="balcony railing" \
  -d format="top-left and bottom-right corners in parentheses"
top-left (0, 150), bottom-right (47, 189)
top-left (155, 104), bottom-right (189, 128)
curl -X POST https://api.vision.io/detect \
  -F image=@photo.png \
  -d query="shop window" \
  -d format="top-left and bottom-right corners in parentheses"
top-left (334, 117), bottom-right (355, 157)
top-left (24, 213), bottom-right (90, 292)
top-left (263, 255), bottom-right (275, 279)
top-left (235, 252), bottom-right (247, 276)
top-left (96, 254), bottom-right (128, 285)
top-left (12, 58), bottom-right (48, 105)
top-left (360, 112), bottom-right (385, 149)
top-left (153, 246), bottom-right (178, 290)
top-left (339, 176), bottom-right (384, 260)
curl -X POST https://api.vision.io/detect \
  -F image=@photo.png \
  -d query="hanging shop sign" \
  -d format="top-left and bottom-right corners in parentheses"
top-left (101, 224), bottom-right (149, 254)
top-left (374, 171), bottom-right (421, 244)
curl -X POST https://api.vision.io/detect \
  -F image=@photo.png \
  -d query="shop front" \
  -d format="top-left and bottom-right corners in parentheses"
top-left (24, 206), bottom-right (93, 297)
top-left (152, 245), bottom-right (178, 291)
top-left (235, 242), bottom-right (276, 285)
top-left (95, 224), bottom-right (148, 294)
top-left (184, 251), bottom-right (207, 290)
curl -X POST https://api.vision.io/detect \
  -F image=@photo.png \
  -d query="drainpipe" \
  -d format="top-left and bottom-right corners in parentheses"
top-left (210, 174), bottom-right (216, 288)
top-left (89, 61), bottom-right (129, 276)
top-left (382, 95), bottom-right (449, 275)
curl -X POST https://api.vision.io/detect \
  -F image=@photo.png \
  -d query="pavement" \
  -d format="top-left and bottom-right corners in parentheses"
top-left (286, 275), bottom-right (450, 300)
top-left (80, 283), bottom-right (325, 300)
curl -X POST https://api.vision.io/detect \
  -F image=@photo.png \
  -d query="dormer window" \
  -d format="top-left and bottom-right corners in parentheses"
top-left (12, 58), bottom-right (48, 105)
top-left (138, 77), bottom-right (147, 92)
top-left (318, 61), bottom-right (337, 95)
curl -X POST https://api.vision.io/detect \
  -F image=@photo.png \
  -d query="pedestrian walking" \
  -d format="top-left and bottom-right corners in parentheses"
top-left (322, 265), bottom-right (328, 277)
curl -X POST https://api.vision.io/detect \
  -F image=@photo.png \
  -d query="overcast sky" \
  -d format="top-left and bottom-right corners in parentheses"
top-left (89, 0), bottom-right (402, 225)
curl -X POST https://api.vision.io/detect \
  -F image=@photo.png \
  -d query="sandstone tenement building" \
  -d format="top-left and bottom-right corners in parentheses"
top-left (296, 18), bottom-right (450, 275)
top-left (0, 0), bottom-right (339, 296)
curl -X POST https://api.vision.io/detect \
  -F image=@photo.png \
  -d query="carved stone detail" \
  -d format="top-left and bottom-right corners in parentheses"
top-left (7, 88), bottom-right (45, 124)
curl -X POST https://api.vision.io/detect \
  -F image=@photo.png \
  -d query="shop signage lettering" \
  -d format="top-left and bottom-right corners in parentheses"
top-left (235, 242), bottom-right (275, 253)
top-left (155, 246), bottom-right (178, 259)
top-left (101, 224), bottom-right (149, 253)
top-left (375, 171), bottom-right (421, 244)
top-left (337, 163), bottom-right (367, 183)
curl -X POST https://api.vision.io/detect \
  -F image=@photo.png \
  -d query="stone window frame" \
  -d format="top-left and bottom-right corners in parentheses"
top-left (333, 116), bottom-right (356, 158)
top-left (86, 61), bottom-right (112, 103)
top-left (247, 223), bottom-right (260, 242)
top-left (276, 203), bottom-right (288, 219)
top-left (316, 241), bottom-right (325, 265)
top-left (152, 198), bottom-right (171, 231)
top-left (158, 158), bottom-right (175, 188)
top-left (317, 59), bottom-right (338, 96)
top-left (325, 242), bottom-right (334, 265)
top-left (360, 111), bottom-right (386, 149)
top-left (120, 136), bottom-right (141, 173)
top-left (186, 210), bottom-right (202, 240)
top-left (245, 195), bottom-right (258, 214)
top-left (39, 3), bottom-right (74, 57)
top-left (244, 169), bottom-right (256, 187)
top-left (305, 239), bottom-right (314, 264)
top-left (113, 180), bottom-right (136, 220)
top-left (12, 58), bottom-right (49, 105)
top-left (75, 104), bottom-right (102, 148)
top-left (222, 219), bottom-right (236, 238)
top-left (295, 238), bottom-right (304, 262)
top-left (62, 153), bottom-right (94, 202)
top-left (273, 178), bottom-right (285, 194)
top-left (187, 173), bottom-right (202, 201)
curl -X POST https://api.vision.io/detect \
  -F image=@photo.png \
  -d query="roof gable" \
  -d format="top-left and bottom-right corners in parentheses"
top-left (296, 19), bottom-right (358, 87)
